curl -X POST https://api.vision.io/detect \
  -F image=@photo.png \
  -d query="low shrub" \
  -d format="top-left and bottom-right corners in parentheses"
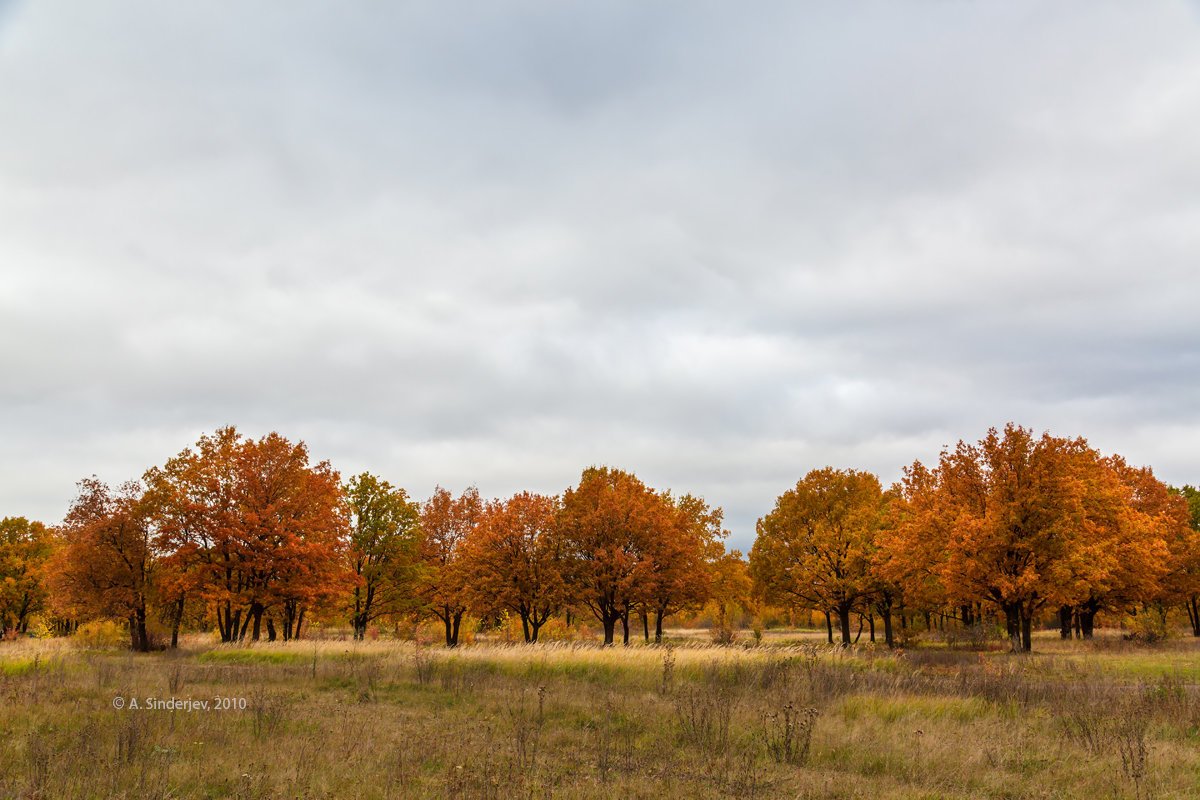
top-left (71, 620), bottom-right (127, 650)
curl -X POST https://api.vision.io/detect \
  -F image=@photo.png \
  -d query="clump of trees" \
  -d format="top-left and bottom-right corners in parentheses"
top-left (751, 424), bottom-right (1199, 652)
top-left (3, 422), bottom-right (1196, 653)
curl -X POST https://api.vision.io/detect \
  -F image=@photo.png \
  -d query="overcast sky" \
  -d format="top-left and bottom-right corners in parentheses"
top-left (2, 2), bottom-right (1199, 550)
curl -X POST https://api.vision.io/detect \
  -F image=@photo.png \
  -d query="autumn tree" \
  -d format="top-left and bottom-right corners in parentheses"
top-left (558, 467), bottom-right (664, 645)
top-left (1167, 485), bottom-right (1200, 636)
top-left (418, 486), bottom-right (481, 646)
top-left (346, 472), bottom-right (422, 640)
top-left (865, 487), bottom-right (905, 648)
top-left (887, 424), bottom-right (1158, 652)
top-left (874, 466), bottom-right (952, 636)
top-left (708, 549), bottom-right (752, 640)
top-left (144, 427), bottom-right (349, 643)
top-left (459, 491), bottom-right (566, 643)
top-left (639, 492), bottom-right (726, 642)
top-left (750, 468), bottom-right (887, 646)
top-left (0, 517), bottom-right (52, 634)
top-left (47, 479), bottom-right (157, 651)
top-left (1052, 456), bottom-right (1177, 638)
top-left (143, 428), bottom-right (237, 641)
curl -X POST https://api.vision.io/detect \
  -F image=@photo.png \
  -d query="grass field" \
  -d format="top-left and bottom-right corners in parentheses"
top-left (2, 630), bottom-right (1199, 799)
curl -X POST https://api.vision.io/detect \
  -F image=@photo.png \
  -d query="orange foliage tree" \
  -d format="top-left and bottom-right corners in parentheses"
top-left (708, 549), bottom-right (752, 639)
top-left (558, 467), bottom-right (666, 645)
top-left (459, 491), bottom-right (567, 643)
top-left (750, 467), bottom-right (888, 646)
top-left (639, 492), bottom-right (726, 642)
top-left (418, 486), bottom-right (482, 646)
top-left (1052, 456), bottom-right (1179, 638)
top-left (144, 427), bottom-right (348, 642)
top-left (885, 424), bottom-right (1169, 652)
top-left (47, 479), bottom-right (158, 651)
top-left (0, 517), bottom-right (52, 635)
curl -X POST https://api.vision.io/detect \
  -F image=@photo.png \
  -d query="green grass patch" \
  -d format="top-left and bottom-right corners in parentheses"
top-left (195, 648), bottom-right (309, 665)
top-left (0, 657), bottom-right (41, 676)
top-left (840, 693), bottom-right (998, 723)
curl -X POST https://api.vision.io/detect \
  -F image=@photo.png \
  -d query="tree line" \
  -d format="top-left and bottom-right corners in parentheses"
top-left (1, 423), bottom-right (1196, 653)
top-left (2, 427), bottom-right (739, 650)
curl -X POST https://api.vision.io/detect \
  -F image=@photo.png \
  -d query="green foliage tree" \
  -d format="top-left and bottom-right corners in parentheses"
top-left (1167, 484), bottom-right (1200, 636)
top-left (346, 472), bottom-right (422, 640)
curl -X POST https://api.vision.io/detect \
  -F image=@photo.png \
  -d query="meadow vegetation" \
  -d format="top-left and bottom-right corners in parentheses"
top-left (3, 630), bottom-right (1199, 800)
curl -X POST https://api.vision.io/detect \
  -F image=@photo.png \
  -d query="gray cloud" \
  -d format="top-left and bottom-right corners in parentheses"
top-left (3, 1), bottom-right (1199, 549)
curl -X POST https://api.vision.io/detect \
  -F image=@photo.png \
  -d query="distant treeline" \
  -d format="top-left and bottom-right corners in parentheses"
top-left (2, 423), bottom-right (1197, 653)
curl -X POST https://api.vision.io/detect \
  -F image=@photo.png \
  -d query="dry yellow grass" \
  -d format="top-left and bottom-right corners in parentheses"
top-left (2, 630), bottom-right (1199, 799)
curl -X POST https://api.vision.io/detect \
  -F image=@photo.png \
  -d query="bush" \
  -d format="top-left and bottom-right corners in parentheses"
top-left (1125, 609), bottom-right (1170, 643)
top-left (535, 616), bottom-right (581, 642)
top-left (710, 621), bottom-right (738, 646)
top-left (71, 620), bottom-right (128, 649)
top-left (27, 618), bottom-right (54, 639)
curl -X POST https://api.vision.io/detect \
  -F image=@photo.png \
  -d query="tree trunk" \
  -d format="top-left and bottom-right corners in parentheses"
top-left (294, 609), bottom-right (305, 640)
top-left (250, 603), bottom-right (264, 642)
top-left (1079, 598), bottom-right (1098, 639)
top-left (654, 611), bottom-right (664, 644)
top-left (882, 608), bottom-right (894, 648)
top-left (961, 604), bottom-right (973, 627)
top-left (136, 606), bottom-right (149, 652)
top-left (602, 615), bottom-right (616, 645)
top-left (621, 608), bottom-right (630, 646)
top-left (521, 614), bottom-right (531, 643)
top-left (641, 610), bottom-right (650, 643)
top-left (837, 605), bottom-right (852, 646)
top-left (266, 617), bottom-right (276, 642)
top-left (170, 595), bottom-right (184, 649)
top-left (868, 612), bottom-right (875, 643)
top-left (1020, 610), bottom-right (1032, 652)
top-left (1058, 606), bottom-right (1073, 639)
top-left (219, 603), bottom-right (235, 643)
top-left (1188, 596), bottom-right (1200, 637)
top-left (1003, 603), bottom-right (1024, 652)
top-left (824, 610), bottom-right (833, 644)
top-left (450, 611), bottom-right (463, 647)
top-left (237, 610), bottom-right (251, 641)
top-left (529, 618), bottom-right (541, 643)
top-left (443, 612), bottom-right (454, 647)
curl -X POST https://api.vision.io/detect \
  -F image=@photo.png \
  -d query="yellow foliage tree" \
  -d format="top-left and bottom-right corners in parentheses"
top-left (750, 467), bottom-right (886, 645)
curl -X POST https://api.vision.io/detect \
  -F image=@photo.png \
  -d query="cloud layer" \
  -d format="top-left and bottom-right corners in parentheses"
top-left (3, 2), bottom-right (1199, 548)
